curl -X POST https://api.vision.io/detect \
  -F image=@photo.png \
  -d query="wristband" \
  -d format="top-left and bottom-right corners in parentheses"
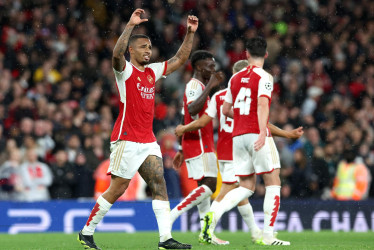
top-left (178, 145), bottom-right (183, 151)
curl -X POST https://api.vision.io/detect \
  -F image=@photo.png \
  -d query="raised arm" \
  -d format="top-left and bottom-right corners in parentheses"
top-left (112, 9), bottom-right (148, 71)
top-left (175, 114), bottom-right (213, 136)
top-left (268, 123), bottom-right (304, 139)
top-left (188, 72), bottom-right (224, 116)
top-left (165, 16), bottom-right (199, 75)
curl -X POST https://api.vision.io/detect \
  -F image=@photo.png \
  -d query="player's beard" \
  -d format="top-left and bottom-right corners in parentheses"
top-left (140, 60), bottom-right (149, 66)
top-left (140, 54), bottom-right (150, 65)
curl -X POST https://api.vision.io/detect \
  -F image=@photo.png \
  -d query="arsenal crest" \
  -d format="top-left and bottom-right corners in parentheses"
top-left (147, 75), bottom-right (153, 84)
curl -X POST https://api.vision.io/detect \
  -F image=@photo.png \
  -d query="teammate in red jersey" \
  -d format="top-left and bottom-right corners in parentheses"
top-left (175, 60), bottom-right (303, 245)
top-left (78, 9), bottom-right (197, 250)
top-left (202, 37), bottom-right (292, 246)
top-left (171, 50), bottom-right (224, 243)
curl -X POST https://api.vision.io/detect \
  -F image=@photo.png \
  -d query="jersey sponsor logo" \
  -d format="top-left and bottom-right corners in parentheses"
top-left (147, 75), bottom-right (153, 84)
top-left (137, 83), bottom-right (155, 99)
top-left (241, 78), bottom-right (250, 83)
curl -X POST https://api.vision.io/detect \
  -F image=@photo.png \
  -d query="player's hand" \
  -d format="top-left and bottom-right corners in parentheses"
top-left (175, 125), bottom-right (185, 137)
top-left (208, 71), bottom-right (225, 88)
top-left (254, 132), bottom-right (266, 151)
top-left (289, 126), bottom-right (304, 139)
top-left (128, 9), bottom-right (148, 26)
top-left (187, 15), bottom-right (198, 33)
top-left (173, 151), bottom-right (184, 170)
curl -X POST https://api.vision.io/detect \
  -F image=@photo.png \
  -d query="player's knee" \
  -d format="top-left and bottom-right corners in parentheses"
top-left (201, 178), bottom-right (216, 193)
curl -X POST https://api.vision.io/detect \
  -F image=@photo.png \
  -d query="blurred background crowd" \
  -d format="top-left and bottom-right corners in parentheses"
top-left (0, 0), bottom-right (373, 201)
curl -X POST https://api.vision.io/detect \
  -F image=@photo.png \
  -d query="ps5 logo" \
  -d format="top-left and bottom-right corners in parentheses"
top-left (6, 208), bottom-right (136, 234)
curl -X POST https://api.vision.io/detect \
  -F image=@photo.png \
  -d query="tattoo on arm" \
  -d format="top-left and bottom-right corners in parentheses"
top-left (166, 32), bottom-right (194, 75)
top-left (138, 156), bottom-right (168, 200)
top-left (112, 24), bottom-right (135, 72)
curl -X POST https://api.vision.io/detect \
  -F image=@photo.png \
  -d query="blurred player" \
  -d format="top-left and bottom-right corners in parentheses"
top-left (171, 50), bottom-right (224, 243)
top-left (203, 37), bottom-right (292, 246)
top-left (78, 9), bottom-right (198, 250)
top-left (175, 60), bottom-right (303, 244)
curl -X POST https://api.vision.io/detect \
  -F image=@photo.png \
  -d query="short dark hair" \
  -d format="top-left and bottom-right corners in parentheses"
top-left (190, 50), bottom-right (214, 70)
top-left (343, 148), bottom-right (356, 163)
top-left (245, 37), bottom-right (267, 58)
top-left (129, 34), bottom-right (150, 46)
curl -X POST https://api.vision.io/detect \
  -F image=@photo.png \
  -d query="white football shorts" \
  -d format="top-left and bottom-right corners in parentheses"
top-left (233, 134), bottom-right (280, 176)
top-left (185, 152), bottom-right (218, 181)
top-left (107, 140), bottom-right (162, 179)
top-left (218, 160), bottom-right (239, 184)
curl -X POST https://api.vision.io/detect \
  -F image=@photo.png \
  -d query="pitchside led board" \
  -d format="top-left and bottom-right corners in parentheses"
top-left (0, 200), bottom-right (373, 234)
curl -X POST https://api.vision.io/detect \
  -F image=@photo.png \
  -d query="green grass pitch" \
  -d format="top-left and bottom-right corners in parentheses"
top-left (0, 231), bottom-right (373, 249)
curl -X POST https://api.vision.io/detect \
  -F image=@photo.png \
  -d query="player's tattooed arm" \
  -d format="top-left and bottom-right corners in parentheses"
top-left (112, 9), bottom-right (148, 71)
top-left (138, 156), bottom-right (168, 201)
top-left (165, 15), bottom-right (198, 76)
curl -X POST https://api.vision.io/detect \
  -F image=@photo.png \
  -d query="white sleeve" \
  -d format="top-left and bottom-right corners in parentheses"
top-left (257, 72), bottom-right (273, 99)
top-left (185, 80), bottom-right (203, 104)
top-left (113, 60), bottom-right (133, 83)
top-left (148, 61), bottom-right (167, 82)
top-left (224, 78), bottom-right (233, 103)
top-left (205, 93), bottom-right (218, 118)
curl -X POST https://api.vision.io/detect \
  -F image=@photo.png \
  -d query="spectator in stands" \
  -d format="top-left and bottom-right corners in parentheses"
top-left (74, 153), bottom-right (95, 198)
top-left (19, 148), bottom-right (52, 201)
top-left (65, 134), bottom-right (81, 163)
top-left (331, 148), bottom-right (371, 200)
top-left (0, 149), bottom-right (23, 200)
top-left (49, 150), bottom-right (76, 199)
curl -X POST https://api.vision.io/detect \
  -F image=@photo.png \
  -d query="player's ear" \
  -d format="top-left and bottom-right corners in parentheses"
top-left (128, 45), bottom-right (134, 55)
top-left (264, 51), bottom-right (268, 59)
top-left (195, 62), bottom-right (201, 72)
top-left (245, 50), bottom-right (250, 60)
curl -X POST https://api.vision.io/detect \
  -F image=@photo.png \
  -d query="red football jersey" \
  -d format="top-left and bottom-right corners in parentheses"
top-left (225, 65), bottom-right (273, 137)
top-left (111, 61), bottom-right (167, 143)
top-left (205, 89), bottom-right (233, 161)
top-left (182, 78), bottom-right (215, 160)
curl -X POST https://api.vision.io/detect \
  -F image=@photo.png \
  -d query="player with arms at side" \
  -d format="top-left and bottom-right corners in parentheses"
top-left (175, 60), bottom-right (303, 244)
top-left (171, 51), bottom-right (225, 244)
top-left (78, 9), bottom-right (198, 250)
top-left (203, 37), bottom-right (292, 246)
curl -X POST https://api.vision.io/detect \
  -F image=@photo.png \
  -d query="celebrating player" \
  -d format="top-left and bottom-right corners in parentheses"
top-left (171, 50), bottom-right (225, 244)
top-left (203, 37), bottom-right (292, 246)
top-left (175, 60), bottom-right (303, 244)
top-left (78, 9), bottom-right (198, 250)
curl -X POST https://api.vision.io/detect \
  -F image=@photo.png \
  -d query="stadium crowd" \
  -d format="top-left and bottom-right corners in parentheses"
top-left (0, 0), bottom-right (373, 201)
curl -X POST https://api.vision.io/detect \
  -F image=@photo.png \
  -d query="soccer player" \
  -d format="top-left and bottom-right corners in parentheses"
top-left (203, 37), bottom-right (292, 245)
top-left (77, 9), bottom-right (198, 250)
top-left (175, 60), bottom-right (303, 244)
top-left (171, 50), bottom-right (225, 244)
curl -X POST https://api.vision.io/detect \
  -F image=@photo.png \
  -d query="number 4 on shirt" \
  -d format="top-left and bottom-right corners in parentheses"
top-left (234, 87), bottom-right (252, 115)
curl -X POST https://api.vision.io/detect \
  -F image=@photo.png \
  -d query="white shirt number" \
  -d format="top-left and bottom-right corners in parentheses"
top-left (234, 87), bottom-right (251, 115)
top-left (219, 105), bottom-right (233, 133)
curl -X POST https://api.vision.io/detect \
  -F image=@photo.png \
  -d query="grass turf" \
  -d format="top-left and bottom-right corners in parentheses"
top-left (0, 231), bottom-right (373, 249)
